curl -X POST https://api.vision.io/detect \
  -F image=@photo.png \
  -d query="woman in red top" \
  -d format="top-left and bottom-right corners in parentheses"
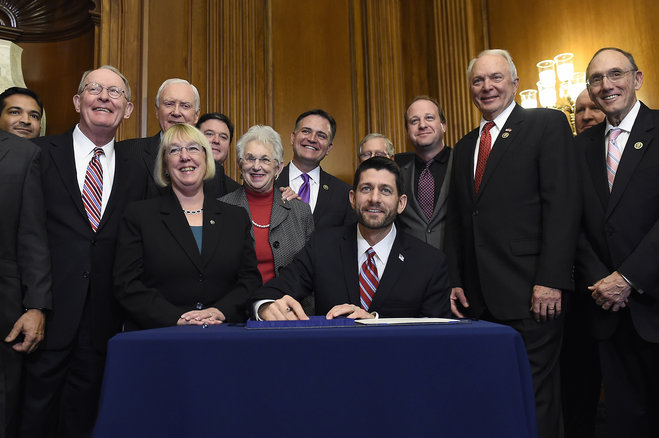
top-left (221, 125), bottom-right (314, 284)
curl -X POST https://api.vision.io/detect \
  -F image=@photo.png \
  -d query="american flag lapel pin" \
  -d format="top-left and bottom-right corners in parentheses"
top-left (399, 253), bottom-right (404, 262)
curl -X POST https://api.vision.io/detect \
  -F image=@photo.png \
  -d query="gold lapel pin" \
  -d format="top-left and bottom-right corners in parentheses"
top-left (210, 219), bottom-right (216, 225)
top-left (634, 142), bottom-right (643, 150)
top-left (502, 132), bottom-right (510, 138)
top-left (323, 184), bottom-right (329, 190)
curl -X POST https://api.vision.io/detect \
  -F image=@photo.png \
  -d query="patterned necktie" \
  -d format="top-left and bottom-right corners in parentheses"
top-left (417, 159), bottom-right (434, 220)
top-left (475, 121), bottom-right (495, 194)
top-left (298, 173), bottom-right (310, 204)
top-left (359, 247), bottom-right (378, 311)
top-left (82, 147), bottom-right (104, 232)
top-left (606, 128), bottom-right (623, 192)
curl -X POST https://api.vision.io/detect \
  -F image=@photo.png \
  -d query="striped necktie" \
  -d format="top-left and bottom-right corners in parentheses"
top-left (82, 147), bottom-right (104, 232)
top-left (606, 128), bottom-right (623, 192)
top-left (359, 247), bottom-right (379, 311)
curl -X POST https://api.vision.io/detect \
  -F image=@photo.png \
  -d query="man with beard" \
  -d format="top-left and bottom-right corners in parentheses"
top-left (252, 156), bottom-right (450, 321)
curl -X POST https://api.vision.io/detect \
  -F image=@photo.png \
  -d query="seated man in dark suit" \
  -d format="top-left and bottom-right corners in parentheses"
top-left (253, 156), bottom-right (451, 321)
top-left (277, 109), bottom-right (354, 230)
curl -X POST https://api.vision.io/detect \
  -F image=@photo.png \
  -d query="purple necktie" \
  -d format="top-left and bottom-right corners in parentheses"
top-left (418, 160), bottom-right (434, 220)
top-left (298, 173), bottom-right (310, 204)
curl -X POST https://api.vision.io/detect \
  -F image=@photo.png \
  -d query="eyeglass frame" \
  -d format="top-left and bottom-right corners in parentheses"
top-left (240, 154), bottom-right (278, 167)
top-left (82, 82), bottom-right (128, 100)
top-left (586, 69), bottom-right (637, 88)
top-left (359, 151), bottom-right (390, 160)
top-left (167, 144), bottom-right (205, 156)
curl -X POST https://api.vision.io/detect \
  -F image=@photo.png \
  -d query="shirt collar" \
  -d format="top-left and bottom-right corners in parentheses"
top-left (289, 160), bottom-right (320, 183)
top-left (356, 223), bottom-right (397, 265)
top-left (73, 124), bottom-right (115, 159)
top-left (414, 144), bottom-right (450, 168)
top-left (480, 100), bottom-right (516, 133)
top-left (605, 100), bottom-right (641, 135)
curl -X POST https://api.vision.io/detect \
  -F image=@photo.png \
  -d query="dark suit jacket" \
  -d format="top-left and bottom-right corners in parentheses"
top-left (34, 129), bottom-right (150, 350)
top-left (220, 187), bottom-right (314, 275)
top-left (395, 148), bottom-right (453, 250)
top-left (0, 132), bottom-right (51, 337)
top-left (276, 164), bottom-right (355, 231)
top-left (114, 189), bottom-right (262, 329)
top-left (122, 133), bottom-right (239, 198)
top-left (251, 225), bottom-right (451, 318)
top-left (576, 102), bottom-right (659, 342)
top-left (446, 105), bottom-right (579, 320)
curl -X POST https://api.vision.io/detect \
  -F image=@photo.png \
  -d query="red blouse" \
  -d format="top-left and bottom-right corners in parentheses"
top-left (245, 188), bottom-right (275, 283)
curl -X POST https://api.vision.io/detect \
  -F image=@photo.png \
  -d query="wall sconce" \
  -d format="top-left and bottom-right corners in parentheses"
top-left (520, 52), bottom-right (586, 134)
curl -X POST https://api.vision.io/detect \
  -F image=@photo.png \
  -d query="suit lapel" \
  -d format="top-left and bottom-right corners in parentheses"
top-left (584, 124), bottom-right (610, 211)
top-left (201, 194), bottom-right (223, 268)
top-left (459, 129), bottom-right (479, 202)
top-left (477, 105), bottom-right (524, 200)
top-left (400, 160), bottom-right (427, 221)
top-left (143, 133), bottom-right (160, 178)
top-left (160, 191), bottom-right (203, 271)
top-left (97, 143), bottom-right (129, 232)
top-left (47, 131), bottom-right (87, 218)
top-left (607, 104), bottom-right (654, 215)
top-left (270, 192), bottom-right (291, 231)
top-left (275, 164), bottom-right (290, 189)
top-left (339, 226), bottom-right (360, 305)
top-left (0, 132), bottom-right (11, 161)
top-left (370, 232), bottom-right (406, 310)
top-left (313, 168), bottom-right (331, 223)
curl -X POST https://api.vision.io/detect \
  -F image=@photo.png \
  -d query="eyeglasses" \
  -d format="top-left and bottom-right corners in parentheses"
top-left (167, 145), bottom-right (204, 156)
top-left (586, 69), bottom-right (636, 88)
top-left (359, 151), bottom-right (390, 160)
top-left (82, 83), bottom-right (127, 100)
top-left (242, 155), bottom-right (275, 166)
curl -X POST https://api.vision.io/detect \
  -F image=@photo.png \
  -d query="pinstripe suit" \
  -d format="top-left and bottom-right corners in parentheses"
top-left (220, 187), bottom-right (314, 275)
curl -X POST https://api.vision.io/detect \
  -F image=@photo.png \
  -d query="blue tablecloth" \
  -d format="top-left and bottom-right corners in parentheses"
top-left (93, 321), bottom-right (537, 438)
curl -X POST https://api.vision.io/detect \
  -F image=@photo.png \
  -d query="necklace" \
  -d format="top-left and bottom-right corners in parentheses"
top-left (182, 208), bottom-right (203, 215)
top-left (251, 220), bottom-right (270, 228)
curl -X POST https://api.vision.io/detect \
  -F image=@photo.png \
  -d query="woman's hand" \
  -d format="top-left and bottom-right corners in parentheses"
top-left (177, 307), bottom-right (226, 326)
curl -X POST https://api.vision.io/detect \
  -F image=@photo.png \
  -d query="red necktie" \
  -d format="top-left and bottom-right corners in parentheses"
top-left (418, 160), bottom-right (434, 220)
top-left (82, 147), bottom-right (104, 232)
top-left (359, 247), bottom-right (378, 311)
top-left (475, 121), bottom-right (495, 193)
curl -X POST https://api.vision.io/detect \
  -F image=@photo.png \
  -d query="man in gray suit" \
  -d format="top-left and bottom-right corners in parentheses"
top-left (395, 95), bottom-right (452, 250)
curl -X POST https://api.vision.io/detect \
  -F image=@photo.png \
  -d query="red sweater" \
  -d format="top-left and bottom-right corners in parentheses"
top-left (246, 188), bottom-right (275, 283)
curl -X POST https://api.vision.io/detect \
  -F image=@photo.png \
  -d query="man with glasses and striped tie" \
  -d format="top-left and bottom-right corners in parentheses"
top-left (21, 66), bottom-right (149, 438)
top-left (252, 156), bottom-right (450, 321)
top-left (576, 47), bottom-right (659, 438)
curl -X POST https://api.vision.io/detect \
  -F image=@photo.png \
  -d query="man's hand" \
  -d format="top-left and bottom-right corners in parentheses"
top-left (589, 271), bottom-right (631, 312)
top-left (279, 186), bottom-right (301, 202)
top-left (326, 304), bottom-right (374, 320)
top-left (450, 287), bottom-right (470, 318)
top-left (178, 307), bottom-right (226, 326)
top-left (259, 295), bottom-right (308, 321)
top-left (5, 309), bottom-right (45, 354)
top-left (531, 285), bottom-right (562, 322)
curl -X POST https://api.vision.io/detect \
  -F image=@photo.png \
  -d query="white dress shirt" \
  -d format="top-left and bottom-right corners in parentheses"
top-left (356, 223), bottom-right (397, 280)
top-left (288, 161), bottom-right (321, 213)
top-left (73, 124), bottom-right (115, 218)
top-left (472, 100), bottom-right (516, 176)
top-left (604, 100), bottom-right (641, 158)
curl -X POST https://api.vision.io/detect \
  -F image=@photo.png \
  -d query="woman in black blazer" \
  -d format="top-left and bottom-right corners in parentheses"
top-left (114, 124), bottom-right (261, 329)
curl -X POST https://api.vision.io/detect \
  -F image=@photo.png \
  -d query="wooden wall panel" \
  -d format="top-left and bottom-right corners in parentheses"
top-left (487, 0), bottom-right (659, 109)
top-left (270, 0), bottom-right (357, 182)
top-left (20, 31), bottom-right (95, 136)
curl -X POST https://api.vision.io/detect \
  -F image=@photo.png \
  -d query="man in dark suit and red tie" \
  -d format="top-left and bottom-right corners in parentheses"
top-left (21, 66), bottom-right (149, 438)
top-left (253, 156), bottom-right (450, 321)
top-left (0, 131), bottom-right (51, 438)
top-left (446, 49), bottom-right (579, 438)
top-left (576, 47), bottom-right (659, 438)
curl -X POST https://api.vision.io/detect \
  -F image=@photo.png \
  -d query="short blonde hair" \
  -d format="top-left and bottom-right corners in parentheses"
top-left (154, 124), bottom-right (216, 187)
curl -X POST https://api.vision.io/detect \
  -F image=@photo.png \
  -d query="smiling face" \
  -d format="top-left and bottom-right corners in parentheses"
top-left (156, 82), bottom-right (200, 132)
top-left (0, 94), bottom-right (42, 138)
top-left (290, 115), bottom-right (333, 171)
top-left (349, 168), bottom-right (407, 231)
top-left (587, 49), bottom-right (643, 125)
top-left (165, 134), bottom-right (207, 195)
top-left (406, 99), bottom-right (445, 154)
top-left (199, 118), bottom-right (231, 163)
top-left (469, 54), bottom-right (519, 121)
top-left (240, 140), bottom-right (283, 193)
top-left (73, 68), bottom-right (134, 140)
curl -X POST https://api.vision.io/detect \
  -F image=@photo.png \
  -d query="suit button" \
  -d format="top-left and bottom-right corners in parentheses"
top-left (90, 238), bottom-right (96, 246)
top-left (198, 274), bottom-right (204, 282)
top-left (196, 302), bottom-right (203, 310)
top-left (273, 241), bottom-right (280, 249)
top-left (82, 272), bottom-right (90, 279)
top-left (427, 228), bottom-right (432, 234)
top-left (473, 210), bottom-right (479, 216)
